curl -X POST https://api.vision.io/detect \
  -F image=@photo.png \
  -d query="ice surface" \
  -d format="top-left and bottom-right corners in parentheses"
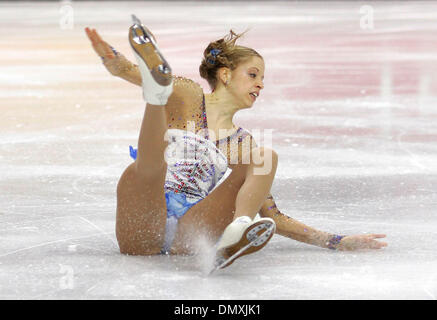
top-left (0, 1), bottom-right (436, 299)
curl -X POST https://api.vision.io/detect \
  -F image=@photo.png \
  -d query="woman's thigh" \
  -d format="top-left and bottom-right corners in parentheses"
top-left (116, 162), bottom-right (167, 255)
top-left (172, 165), bottom-right (248, 254)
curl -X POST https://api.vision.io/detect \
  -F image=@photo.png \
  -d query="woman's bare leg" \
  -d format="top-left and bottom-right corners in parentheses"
top-left (116, 161), bottom-right (167, 255)
top-left (171, 147), bottom-right (279, 254)
top-left (234, 147), bottom-right (278, 220)
top-left (116, 18), bottom-right (174, 255)
top-left (172, 165), bottom-right (248, 254)
top-left (128, 18), bottom-right (173, 178)
top-left (115, 101), bottom-right (170, 254)
top-left (135, 103), bottom-right (168, 177)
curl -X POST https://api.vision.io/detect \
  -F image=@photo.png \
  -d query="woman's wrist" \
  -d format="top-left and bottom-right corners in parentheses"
top-left (326, 234), bottom-right (346, 250)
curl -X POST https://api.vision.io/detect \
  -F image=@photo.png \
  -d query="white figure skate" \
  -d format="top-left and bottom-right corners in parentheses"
top-left (129, 14), bottom-right (173, 105)
top-left (210, 216), bottom-right (276, 273)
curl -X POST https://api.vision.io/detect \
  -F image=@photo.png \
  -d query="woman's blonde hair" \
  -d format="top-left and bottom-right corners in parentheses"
top-left (199, 29), bottom-right (263, 90)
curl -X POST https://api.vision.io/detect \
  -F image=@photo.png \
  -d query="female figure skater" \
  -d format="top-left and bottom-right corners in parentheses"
top-left (85, 16), bottom-right (387, 270)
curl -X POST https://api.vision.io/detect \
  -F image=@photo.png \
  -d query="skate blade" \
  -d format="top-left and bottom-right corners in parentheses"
top-left (131, 14), bottom-right (141, 26)
top-left (209, 221), bottom-right (276, 274)
top-left (129, 15), bottom-right (172, 86)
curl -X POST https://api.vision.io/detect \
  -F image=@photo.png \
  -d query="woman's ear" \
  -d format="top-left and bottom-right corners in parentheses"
top-left (218, 67), bottom-right (230, 85)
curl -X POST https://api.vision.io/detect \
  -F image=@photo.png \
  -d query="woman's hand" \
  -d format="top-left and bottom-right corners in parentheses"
top-left (337, 234), bottom-right (387, 251)
top-left (84, 27), bottom-right (116, 60)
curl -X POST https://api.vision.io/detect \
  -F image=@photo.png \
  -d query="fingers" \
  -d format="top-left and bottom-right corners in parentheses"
top-left (91, 29), bottom-right (103, 41)
top-left (85, 27), bottom-right (93, 42)
top-left (85, 27), bottom-right (95, 43)
top-left (367, 234), bottom-right (388, 249)
top-left (371, 234), bottom-right (386, 239)
top-left (91, 29), bottom-right (115, 59)
top-left (341, 234), bottom-right (388, 250)
top-left (84, 27), bottom-right (116, 59)
top-left (92, 28), bottom-right (104, 43)
top-left (369, 234), bottom-right (387, 249)
top-left (369, 240), bottom-right (388, 249)
top-left (88, 28), bottom-right (102, 46)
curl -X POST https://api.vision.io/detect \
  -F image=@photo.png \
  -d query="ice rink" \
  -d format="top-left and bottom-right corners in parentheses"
top-left (1, 1), bottom-right (437, 299)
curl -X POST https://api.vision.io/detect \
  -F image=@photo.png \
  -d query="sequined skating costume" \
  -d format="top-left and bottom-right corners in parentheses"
top-left (128, 81), bottom-right (255, 253)
top-left (105, 53), bottom-right (286, 253)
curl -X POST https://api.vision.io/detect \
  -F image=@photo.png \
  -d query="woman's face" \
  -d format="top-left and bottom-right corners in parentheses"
top-left (228, 56), bottom-right (265, 108)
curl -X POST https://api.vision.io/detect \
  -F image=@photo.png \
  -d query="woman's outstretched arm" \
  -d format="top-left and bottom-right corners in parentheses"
top-left (259, 194), bottom-right (388, 251)
top-left (85, 27), bottom-right (142, 86)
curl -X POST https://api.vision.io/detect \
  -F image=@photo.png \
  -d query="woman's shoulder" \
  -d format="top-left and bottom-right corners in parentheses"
top-left (170, 76), bottom-right (205, 107)
top-left (173, 76), bottom-right (204, 93)
top-left (215, 126), bottom-right (257, 147)
top-left (165, 76), bottom-right (207, 132)
top-left (236, 126), bottom-right (255, 139)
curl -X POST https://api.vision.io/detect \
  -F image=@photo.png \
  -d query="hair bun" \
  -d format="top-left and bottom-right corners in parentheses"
top-left (199, 29), bottom-right (262, 90)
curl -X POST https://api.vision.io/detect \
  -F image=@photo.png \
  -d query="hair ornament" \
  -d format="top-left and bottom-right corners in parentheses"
top-left (210, 48), bottom-right (221, 57)
top-left (207, 48), bottom-right (222, 65)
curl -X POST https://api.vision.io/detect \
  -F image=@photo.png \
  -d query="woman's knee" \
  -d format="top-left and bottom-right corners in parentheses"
top-left (251, 146), bottom-right (278, 164)
top-left (250, 147), bottom-right (278, 175)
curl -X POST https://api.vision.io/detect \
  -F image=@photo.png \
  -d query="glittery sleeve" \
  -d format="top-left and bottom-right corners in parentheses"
top-left (260, 193), bottom-right (290, 222)
top-left (100, 48), bottom-right (207, 133)
top-left (250, 138), bottom-right (308, 239)
top-left (102, 53), bottom-right (142, 86)
top-left (260, 192), bottom-right (339, 249)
